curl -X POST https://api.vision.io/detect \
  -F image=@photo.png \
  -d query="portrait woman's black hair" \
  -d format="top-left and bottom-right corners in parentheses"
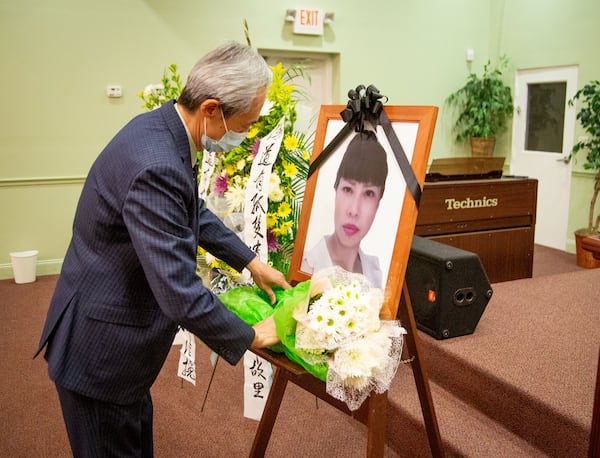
top-left (334, 130), bottom-right (389, 195)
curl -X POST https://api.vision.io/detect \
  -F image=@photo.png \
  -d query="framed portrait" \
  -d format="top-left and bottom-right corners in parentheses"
top-left (289, 105), bottom-right (438, 320)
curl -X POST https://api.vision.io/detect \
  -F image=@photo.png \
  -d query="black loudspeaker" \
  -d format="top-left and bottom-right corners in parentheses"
top-left (405, 236), bottom-right (493, 340)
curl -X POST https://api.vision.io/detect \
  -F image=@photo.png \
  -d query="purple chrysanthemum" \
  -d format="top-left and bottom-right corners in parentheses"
top-left (213, 174), bottom-right (229, 196)
top-left (251, 139), bottom-right (261, 157)
top-left (267, 230), bottom-right (280, 252)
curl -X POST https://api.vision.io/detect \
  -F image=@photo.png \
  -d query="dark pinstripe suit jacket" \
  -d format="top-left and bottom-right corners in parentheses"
top-left (36, 101), bottom-right (256, 404)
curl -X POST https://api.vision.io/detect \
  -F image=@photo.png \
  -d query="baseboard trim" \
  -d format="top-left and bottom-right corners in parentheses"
top-left (0, 259), bottom-right (63, 280)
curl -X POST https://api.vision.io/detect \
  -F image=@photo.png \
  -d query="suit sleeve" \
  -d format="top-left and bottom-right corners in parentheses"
top-left (122, 164), bottom-right (254, 364)
top-left (196, 203), bottom-right (256, 272)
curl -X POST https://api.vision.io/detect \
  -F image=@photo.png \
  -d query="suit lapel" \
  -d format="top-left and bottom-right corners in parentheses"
top-left (159, 101), bottom-right (200, 242)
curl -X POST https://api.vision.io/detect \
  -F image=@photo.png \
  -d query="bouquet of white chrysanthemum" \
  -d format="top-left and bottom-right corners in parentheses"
top-left (291, 267), bottom-right (406, 408)
top-left (220, 266), bottom-right (406, 410)
top-left (294, 277), bottom-right (381, 352)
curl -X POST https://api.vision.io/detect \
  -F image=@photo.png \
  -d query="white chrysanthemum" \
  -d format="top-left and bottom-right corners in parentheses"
top-left (307, 306), bottom-right (341, 350)
top-left (269, 173), bottom-right (281, 187)
top-left (224, 183), bottom-right (246, 213)
top-left (230, 174), bottom-right (246, 186)
top-left (143, 83), bottom-right (162, 98)
top-left (363, 290), bottom-right (384, 332)
top-left (298, 278), bottom-right (383, 353)
top-left (331, 333), bottom-right (388, 383)
top-left (268, 173), bottom-right (284, 202)
top-left (295, 323), bottom-right (324, 351)
top-left (329, 345), bottom-right (377, 391)
top-left (268, 185), bottom-right (284, 202)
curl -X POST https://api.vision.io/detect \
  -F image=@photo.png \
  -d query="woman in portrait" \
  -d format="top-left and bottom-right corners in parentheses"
top-left (301, 130), bottom-right (388, 288)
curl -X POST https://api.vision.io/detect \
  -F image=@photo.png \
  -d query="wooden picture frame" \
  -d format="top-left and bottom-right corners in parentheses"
top-left (289, 105), bottom-right (438, 320)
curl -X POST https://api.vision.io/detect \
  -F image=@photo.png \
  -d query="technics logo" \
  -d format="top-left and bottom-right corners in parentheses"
top-left (444, 197), bottom-right (498, 210)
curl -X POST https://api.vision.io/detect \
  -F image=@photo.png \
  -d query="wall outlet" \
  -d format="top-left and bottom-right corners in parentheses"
top-left (106, 85), bottom-right (122, 98)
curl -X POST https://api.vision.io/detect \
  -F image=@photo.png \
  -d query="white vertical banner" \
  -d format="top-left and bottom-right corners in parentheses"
top-left (177, 329), bottom-right (196, 385)
top-left (243, 117), bottom-right (285, 262)
top-left (242, 116), bottom-right (285, 419)
top-left (198, 150), bottom-right (216, 200)
top-left (243, 351), bottom-right (273, 420)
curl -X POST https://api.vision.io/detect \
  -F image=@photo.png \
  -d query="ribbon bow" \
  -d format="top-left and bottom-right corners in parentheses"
top-left (340, 84), bottom-right (386, 132)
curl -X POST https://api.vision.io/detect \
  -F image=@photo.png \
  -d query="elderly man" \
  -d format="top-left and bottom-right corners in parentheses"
top-left (36, 42), bottom-right (289, 457)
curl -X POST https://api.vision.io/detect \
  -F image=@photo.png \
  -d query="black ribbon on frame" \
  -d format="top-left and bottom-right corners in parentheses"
top-left (307, 85), bottom-right (422, 207)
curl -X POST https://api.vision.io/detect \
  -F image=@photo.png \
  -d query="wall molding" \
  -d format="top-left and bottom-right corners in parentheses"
top-left (0, 171), bottom-right (594, 187)
top-left (0, 176), bottom-right (86, 188)
top-left (572, 170), bottom-right (597, 179)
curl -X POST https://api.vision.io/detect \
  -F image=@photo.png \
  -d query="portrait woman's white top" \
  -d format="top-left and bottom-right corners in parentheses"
top-left (301, 237), bottom-right (383, 289)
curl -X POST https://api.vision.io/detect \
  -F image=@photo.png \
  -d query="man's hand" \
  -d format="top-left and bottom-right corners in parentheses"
top-left (246, 257), bottom-right (291, 304)
top-left (251, 315), bottom-right (280, 348)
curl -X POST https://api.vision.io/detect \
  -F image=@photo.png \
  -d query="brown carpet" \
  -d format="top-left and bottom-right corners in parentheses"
top-left (416, 267), bottom-right (599, 457)
top-left (530, 244), bottom-right (588, 278)
top-left (0, 245), bottom-right (597, 457)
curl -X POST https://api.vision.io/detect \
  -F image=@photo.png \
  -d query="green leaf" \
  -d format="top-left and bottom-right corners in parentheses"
top-left (445, 55), bottom-right (514, 141)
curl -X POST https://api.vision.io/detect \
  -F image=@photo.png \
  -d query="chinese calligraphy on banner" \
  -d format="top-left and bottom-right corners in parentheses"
top-left (177, 329), bottom-right (196, 385)
top-left (243, 117), bottom-right (285, 261)
top-left (243, 352), bottom-right (273, 420)
top-left (242, 117), bottom-right (285, 419)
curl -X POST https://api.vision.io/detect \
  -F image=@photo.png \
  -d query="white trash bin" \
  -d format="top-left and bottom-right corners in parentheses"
top-left (9, 250), bottom-right (38, 284)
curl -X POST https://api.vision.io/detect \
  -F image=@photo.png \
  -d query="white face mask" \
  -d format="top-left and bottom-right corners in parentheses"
top-left (201, 108), bottom-right (248, 153)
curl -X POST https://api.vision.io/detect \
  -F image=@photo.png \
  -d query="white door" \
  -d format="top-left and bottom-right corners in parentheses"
top-left (510, 66), bottom-right (578, 250)
top-left (261, 51), bottom-right (334, 136)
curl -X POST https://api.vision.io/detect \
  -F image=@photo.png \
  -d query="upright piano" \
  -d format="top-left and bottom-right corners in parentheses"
top-left (415, 158), bottom-right (538, 283)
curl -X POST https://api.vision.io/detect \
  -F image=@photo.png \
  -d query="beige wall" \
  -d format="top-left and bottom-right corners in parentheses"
top-left (1, 0), bottom-right (598, 278)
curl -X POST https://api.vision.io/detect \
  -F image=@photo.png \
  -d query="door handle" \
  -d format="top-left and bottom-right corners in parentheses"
top-left (556, 157), bottom-right (570, 163)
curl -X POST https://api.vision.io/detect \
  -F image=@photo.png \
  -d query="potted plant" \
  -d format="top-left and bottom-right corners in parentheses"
top-left (446, 56), bottom-right (514, 157)
top-left (568, 80), bottom-right (600, 267)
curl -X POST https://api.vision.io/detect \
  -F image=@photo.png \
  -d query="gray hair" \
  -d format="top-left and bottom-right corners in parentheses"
top-left (178, 42), bottom-right (272, 116)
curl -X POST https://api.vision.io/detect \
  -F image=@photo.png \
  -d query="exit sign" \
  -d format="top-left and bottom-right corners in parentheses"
top-left (293, 8), bottom-right (324, 35)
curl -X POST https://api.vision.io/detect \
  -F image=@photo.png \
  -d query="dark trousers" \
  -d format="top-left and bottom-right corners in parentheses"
top-left (55, 384), bottom-right (154, 458)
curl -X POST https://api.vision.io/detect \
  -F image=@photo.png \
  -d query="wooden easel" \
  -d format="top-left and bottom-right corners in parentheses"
top-left (249, 283), bottom-right (444, 457)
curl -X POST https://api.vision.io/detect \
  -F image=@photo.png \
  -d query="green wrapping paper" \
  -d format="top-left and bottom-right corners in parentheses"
top-left (218, 281), bottom-right (328, 381)
top-left (217, 285), bottom-right (276, 326)
top-left (271, 281), bottom-right (329, 381)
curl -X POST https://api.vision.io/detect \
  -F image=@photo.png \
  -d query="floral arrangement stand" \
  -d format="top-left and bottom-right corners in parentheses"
top-left (248, 284), bottom-right (443, 458)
